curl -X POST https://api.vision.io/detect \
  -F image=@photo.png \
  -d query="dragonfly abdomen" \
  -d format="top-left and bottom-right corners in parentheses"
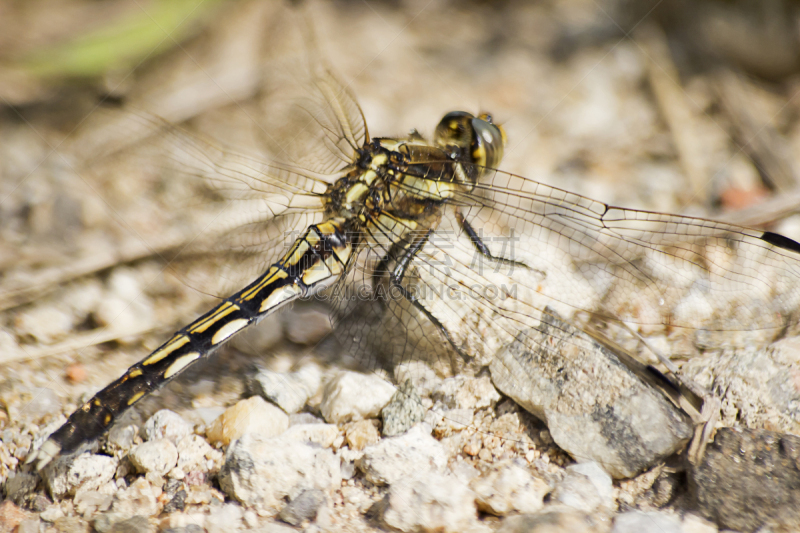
top-left (28, 220), bottom-right (352, 469)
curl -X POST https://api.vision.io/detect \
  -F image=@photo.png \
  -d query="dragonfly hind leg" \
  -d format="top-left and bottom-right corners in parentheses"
top-left (370, 228), bottom-right (468, 372)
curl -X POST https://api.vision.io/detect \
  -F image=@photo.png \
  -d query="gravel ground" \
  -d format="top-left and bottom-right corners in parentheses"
top-left (4, 1), bottom-right (800, 532)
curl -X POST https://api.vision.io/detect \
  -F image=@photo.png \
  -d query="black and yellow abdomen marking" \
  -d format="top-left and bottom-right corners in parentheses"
top-left (188, 302), bottom-right (239, 334)
top-left (142, 334), bottom-right (190, 365)
top-left (211, 318), bottom-right (249, 345)
top-left (163, 352), bottom-right (201, 378)
top-left (29, 219), bottom-right (353, 469)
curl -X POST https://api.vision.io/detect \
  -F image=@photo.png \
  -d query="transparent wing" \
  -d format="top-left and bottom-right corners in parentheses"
top-left (332, 160), bottom-right (800, 382)
top-left (55, 66), bottom-right (369, 302)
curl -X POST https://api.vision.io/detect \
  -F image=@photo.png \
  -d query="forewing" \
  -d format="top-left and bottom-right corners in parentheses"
top-left (395, 164), bottom-right (800, 369)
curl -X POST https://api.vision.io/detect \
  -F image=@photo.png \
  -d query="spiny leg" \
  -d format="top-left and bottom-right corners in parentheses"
top-left (373, 228), bottom-right (465, 365)
top-left (456, 211), bottom-right (529, 272)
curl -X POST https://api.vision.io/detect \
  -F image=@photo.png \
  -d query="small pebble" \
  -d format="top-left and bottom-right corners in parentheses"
top-left (129, 439), bottom-right (178, 476)
top-left (110, 478), bottom-right (160, 518)
top-left (357, 424), bottom-right (446, 486)
top-left (43, 453), bottom-right (118, 498)
top-left (471, 460), bottom-right (550, 516)
top-left (105, 424), bottom-right (137, 454)
top-left (16, 519), bottom-right (41, 533)
top-left (432, 375), bottom-right (500, 410)
top-left (247, 363), bottom-right (321, 414)
top-left (218, 433), bottom-right (340, 515)
top-left (205, 503), bottom-right (244, 533)
top-left (320, 371), bottom-right (396, 425)
top-left (380, 471), bottom-right (479, 533)
top-left (381, 380), bottom-right (426, 437)
top-left (612, 511), bottom-right (681, 533)
top-left (278, 489), bottom-right (325, 526)
top-left (551, 462), bottom-right (614, 514)
top-left (53, 516), bottom-right (90, 533)
top-left (497, 509), bottom-right (603, 533)
top-left (140, 410), bottom-right (193, 443)
top-left (175, 434), bottom-right (223, 474)
top-left (0, 500), bottom-right (29, 532)
top-left (206, 396), bottom-right (289, 445)
top-left (345, 420), bottom-right (380, 451)
top-left (65, 363), bottom-right (87, 383)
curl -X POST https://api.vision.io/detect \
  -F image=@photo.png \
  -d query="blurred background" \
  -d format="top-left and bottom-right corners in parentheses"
top-left (4, 0), bottom-right (800, 489)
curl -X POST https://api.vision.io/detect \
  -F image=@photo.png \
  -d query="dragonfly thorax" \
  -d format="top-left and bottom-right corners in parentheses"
top-left (325, 141), bottom-right (393, 221)
top-left (325, 111), bottom-right (505, 224)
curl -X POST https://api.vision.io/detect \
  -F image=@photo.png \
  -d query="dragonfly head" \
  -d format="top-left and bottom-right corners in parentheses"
top-left (434, 111), bottom-right (506, 170)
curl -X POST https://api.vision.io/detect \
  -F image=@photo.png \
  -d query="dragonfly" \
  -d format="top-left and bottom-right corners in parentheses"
top-left (26, 69), bottom-right (800, 471)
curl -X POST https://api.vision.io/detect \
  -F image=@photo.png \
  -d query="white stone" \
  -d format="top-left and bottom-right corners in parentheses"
top-left (681, 513), bottom-right (718, 533)
top-left (394, 361), bottom-right (443, 397)
top-left (281, 423), bottom-right (339, 448)
top-left (105, 424), bottom-right (137, 454)
top-left (435, 408), bottom-right (474, 434)
top-left (191, 406), bottom-right (226, 426)
top-left (206, 396), bottom-right (289, 445)
top-left (140, 410), bottom-right (194, 443)
top-left (176, 434), bottom-right (223, 473)
top-left (110, 477), bottom-right (160, 518)
top-left (248, 363), bottom-right (322, 414)
top-left (357, 424), bottom-right (447, 486)
top-left (74, 489), bottom-right (113, 516)
top-left (432, 375), bottom-right (501, 410)
top-left (471, 460), bottom-right (550, 515)
top-left (205, 502), bottom-right (244, 533)
top-left (551, 462), bottom-right (614, 514)
top-left (43, 453), bottom-right (118, 498)
top-left (612, 511), bottom-right (682, 533)
top-left (380, 471), bottom-right (483, 533)
top-left (218, 432), bottom-right (341, 515)
top-left (320, 371), bottom-right (396, 424)
top-left (496, 508), bottom-right (602, 533)
top-left (129, 439), bottom-right (178, 476)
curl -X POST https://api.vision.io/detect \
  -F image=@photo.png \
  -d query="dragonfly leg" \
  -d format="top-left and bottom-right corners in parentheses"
top-left (457, 212), bottom-right (529, 271)
top-left (372, 228), bottom-right (468, 368)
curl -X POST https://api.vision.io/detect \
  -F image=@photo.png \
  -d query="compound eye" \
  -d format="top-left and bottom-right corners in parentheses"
top-left (470, 114), bottom-right (505, 169)
top-left (434, 111), bottom-right (475, 151)
top-left (434, 111), bottom-right (506, 170)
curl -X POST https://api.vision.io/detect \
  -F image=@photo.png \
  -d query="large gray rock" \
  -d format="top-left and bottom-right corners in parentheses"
top-left (490, 310), bottom-right (692, 478)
